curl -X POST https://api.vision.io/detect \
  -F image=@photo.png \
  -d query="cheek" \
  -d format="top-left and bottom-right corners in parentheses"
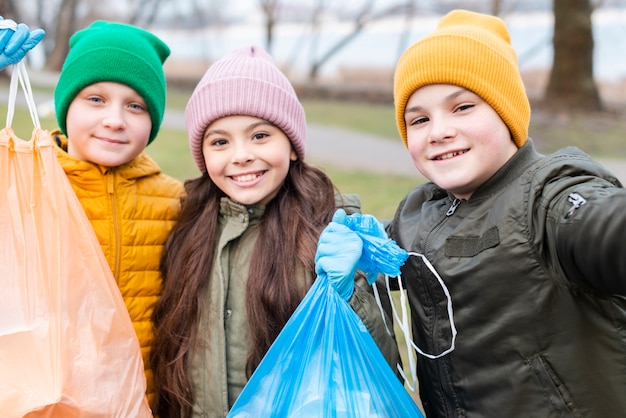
top-left (202, 148), bottom-right (230, 182)
top-left (132, 114), bottom-right (153, 138)
top-left (65, 103), bottom-right (84, 135)
top-left (406, 133), bottom-right (425, 160)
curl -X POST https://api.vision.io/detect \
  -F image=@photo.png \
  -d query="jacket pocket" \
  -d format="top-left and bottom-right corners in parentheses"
top-left (527, 354), bottom-right (583, 417)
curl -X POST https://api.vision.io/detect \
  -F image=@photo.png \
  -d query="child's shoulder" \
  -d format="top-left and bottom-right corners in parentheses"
top-left (130, 153), bottom-right (184, 196)
top-left (335, 193), bottom-right (361, 215)
top-left (530, 146), bottom-right (620, 187)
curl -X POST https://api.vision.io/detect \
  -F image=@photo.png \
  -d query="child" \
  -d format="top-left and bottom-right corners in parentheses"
top-left (316, 9), bottom-right (626, 418)
top-left (50, 21), bottom-right (183, 408)
top-left (150, 45), bottom-right (401, 418)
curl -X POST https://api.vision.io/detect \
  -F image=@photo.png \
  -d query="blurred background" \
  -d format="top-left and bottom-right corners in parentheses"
top-left (2, 0), bottom-right (626, 219)
top-left (3, 0), bottom-right (626, 111)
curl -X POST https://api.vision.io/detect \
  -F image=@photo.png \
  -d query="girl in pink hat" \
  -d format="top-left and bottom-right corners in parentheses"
top-left (150, 45), bottom-right (402, 418)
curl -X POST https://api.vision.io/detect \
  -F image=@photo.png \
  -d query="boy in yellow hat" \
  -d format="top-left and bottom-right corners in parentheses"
top-left (316, 9), bottom-right (626, 417)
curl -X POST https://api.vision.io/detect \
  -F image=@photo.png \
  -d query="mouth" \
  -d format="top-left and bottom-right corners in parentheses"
top-left (231, 171), bottom-right (265, 183)
top-left (97, 137), bottom-right (126, 145)
top-left (433, 149), bottom-right (468, 161)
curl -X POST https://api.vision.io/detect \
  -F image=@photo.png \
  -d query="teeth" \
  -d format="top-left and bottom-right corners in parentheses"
top-left (437, 150), bottom-right (465, 160)
top-left (233, 173), bottom-right (259, 182)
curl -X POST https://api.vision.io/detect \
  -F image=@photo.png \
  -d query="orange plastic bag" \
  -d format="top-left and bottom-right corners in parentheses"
top-left (0, 62), bottom-right (152, 417)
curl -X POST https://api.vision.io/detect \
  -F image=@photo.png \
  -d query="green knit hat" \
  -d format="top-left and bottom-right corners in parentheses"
top-left (54, 21), bottom-right (170, 144)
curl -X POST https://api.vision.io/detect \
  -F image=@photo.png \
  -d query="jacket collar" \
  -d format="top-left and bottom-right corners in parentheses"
top-left (219, 197), bottom-right (266, 221)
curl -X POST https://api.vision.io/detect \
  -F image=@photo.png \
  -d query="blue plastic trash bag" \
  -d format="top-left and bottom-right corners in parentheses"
top-left (227, 278), bottom-right (423, 417)
top-left (228, 214), bottom-right (422, 418)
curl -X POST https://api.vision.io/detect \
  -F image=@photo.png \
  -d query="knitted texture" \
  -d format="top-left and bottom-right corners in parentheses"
top-left (54, 21), bottom-right (170, 144)
top-left (393, 9), bottom-right (531, 148)
top-left (185, 45), bottom-right (306, 173)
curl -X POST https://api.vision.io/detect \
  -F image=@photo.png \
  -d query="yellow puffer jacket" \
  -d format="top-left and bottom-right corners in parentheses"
top-left (53, 131), bottom-right (183, 409)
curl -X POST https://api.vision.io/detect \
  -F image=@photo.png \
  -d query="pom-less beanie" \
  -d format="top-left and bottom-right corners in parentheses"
top-left (393, 9), bottom-right (531, 148)
top-left (185, 45), bottom-right (306, 173)
top-left (54, 20), bottom-right (170, 144)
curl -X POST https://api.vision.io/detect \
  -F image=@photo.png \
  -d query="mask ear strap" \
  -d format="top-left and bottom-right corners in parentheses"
top-left (406, 252), bottom-right (457, 358)
top-left (372, 252), bottom-right (457, 392)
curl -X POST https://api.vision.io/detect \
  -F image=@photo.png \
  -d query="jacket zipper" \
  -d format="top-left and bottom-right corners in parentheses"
top-left (422, 196), bottom-right (461, 411)
top-left (446, 198), bottom-right (461, 216)
top-left (107, 173), bottom-right (121, 279)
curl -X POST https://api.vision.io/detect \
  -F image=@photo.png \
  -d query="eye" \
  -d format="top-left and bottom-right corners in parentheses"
top-left (204, 136), bottom-right (228, 147)
top-left (129, 102), bottom-right (147, 112)
top-left (455, 103), bottom-right (474, 113)
top-left (252, 132), bottom-right (269, 141)
top-left (87, 96), bottom-right (104, 104)
top-left (408, 116), bottom-right (429, 126)
top-left (211, 138), bottom-right (228, 147)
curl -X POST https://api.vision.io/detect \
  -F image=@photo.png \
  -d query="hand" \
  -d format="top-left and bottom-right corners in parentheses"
top-left (315, 210), bottom-right (363, 301)
top-left (341, 211), bottom-right (388, 240)
top-left (0, 17), bottom-right (45, 69)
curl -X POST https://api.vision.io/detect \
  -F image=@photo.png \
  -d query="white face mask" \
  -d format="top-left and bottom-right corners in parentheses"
top-left (372, 252), bottom-right (457, 392)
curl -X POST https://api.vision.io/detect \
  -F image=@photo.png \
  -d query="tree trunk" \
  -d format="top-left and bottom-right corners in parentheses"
top-left (0, 0), bottom-right (20, 21)
top-left (260, 0), bottom-right (279, 55)
top-left (45, 0), bottom-right (79, 72)
top-left (544, 0), bottom-right (602, 111)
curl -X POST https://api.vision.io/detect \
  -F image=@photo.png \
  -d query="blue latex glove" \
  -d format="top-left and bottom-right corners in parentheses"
top-left (0, 17), bottom-right (45, 69)
top-left (341, 212), bottom-right (408, 282)
top-left (315, 209), bottom-right (362, 301)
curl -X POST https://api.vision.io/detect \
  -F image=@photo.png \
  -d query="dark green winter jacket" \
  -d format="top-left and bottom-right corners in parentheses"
top-left (388, 139), bottom-right (626, 417)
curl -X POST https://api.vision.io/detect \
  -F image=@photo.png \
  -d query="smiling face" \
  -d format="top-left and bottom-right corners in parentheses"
top-left (65, 82), bottom-right (152, 167)
top-left (201, 115), bottom-right (297, 206)
top-left (404, 84), bottom-right (518, 200)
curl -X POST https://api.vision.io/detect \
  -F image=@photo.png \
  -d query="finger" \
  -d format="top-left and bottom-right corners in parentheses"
top-left (332, 208), bottom-right (347, 224)
top-left (319, 222), bottom-right (353, 243)
top-left (0, 30), bottom-right (12, 50)
top-left (4, 23), bottom-right (29, 55)
top-left (20, 28), bottom-right (45, 51)
top-left (0, 19), bottom-right (18, 50)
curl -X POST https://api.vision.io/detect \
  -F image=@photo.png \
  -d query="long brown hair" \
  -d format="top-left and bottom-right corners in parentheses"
top-left (151, 159), bottom-right (338, 417)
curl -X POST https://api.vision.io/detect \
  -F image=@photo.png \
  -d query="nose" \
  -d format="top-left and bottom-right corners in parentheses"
top-left (428, 115), bottom-right (456, 143)
top-left (101, 106), bottom-right (126, 130)
top-left (232, 141), bottom-right (254, 164)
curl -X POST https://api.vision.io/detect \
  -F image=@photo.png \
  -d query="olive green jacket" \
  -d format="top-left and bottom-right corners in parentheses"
top-left (189, 195), bottom-right (400, 418)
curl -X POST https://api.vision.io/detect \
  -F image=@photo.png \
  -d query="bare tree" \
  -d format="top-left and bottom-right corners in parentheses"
top-left (0, 0), bottom-right (21, 21)
top-left (128, 0), bottom-right (166, 27)
top-left (307, 1), bottom-right (412, 81)
top-left (260, 0), bottom-right (280, 54)
top-left (5, 0), bottom-right (169, 72)
top-left (544, 0), bottom-right (602, 111)
top-left (45, 0), bottom-right (79, 71)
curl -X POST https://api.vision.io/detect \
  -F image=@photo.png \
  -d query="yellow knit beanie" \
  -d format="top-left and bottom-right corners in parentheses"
top-left (393, 9), bottom-right (530, 148)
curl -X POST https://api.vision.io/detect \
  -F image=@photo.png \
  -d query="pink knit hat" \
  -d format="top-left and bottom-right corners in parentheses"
top-left (186, 45), bottom-right (307, 173)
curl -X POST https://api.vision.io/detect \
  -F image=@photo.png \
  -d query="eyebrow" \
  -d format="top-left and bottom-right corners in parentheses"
top-left (404, 87), bottom-right (470, 116)
top-left (204, 120), bottom-right (275, 139)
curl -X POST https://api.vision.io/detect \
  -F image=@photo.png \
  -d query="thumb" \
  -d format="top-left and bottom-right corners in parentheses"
top-left (332, 208), bottom-right (347, 225)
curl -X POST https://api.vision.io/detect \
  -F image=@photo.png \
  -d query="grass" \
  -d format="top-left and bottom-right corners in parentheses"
top-left (302, 99), bottom-right (399, 140)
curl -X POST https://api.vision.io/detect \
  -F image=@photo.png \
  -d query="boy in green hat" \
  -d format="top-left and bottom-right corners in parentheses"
top-left (0, 19), bottom-right (184, 409)
top-left (52, 21), bottom-right (184, 409)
